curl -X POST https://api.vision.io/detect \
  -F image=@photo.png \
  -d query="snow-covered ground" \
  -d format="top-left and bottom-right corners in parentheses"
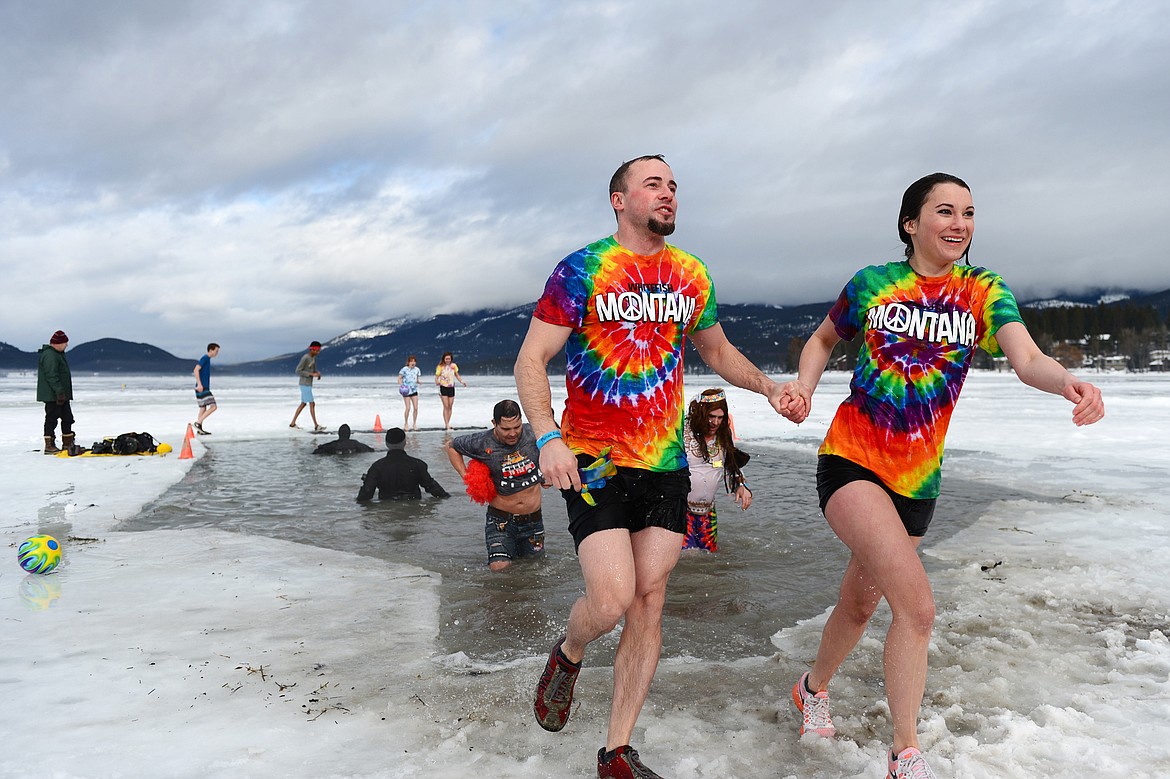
top-left (1, 371), bottom-right (1167, 778)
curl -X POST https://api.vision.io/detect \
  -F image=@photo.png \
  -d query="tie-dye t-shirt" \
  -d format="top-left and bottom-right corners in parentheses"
top-left (534, 236), bottom-right (718, 472)
top-left (819, 261), bottom-right (1024, 499)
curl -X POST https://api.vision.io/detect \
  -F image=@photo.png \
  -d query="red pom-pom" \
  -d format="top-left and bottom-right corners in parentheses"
top-left (463, 459), bottom-right (497, 504)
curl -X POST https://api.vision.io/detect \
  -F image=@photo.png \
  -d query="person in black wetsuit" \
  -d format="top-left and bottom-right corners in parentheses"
top-left (313, 424), bottom-right (375, 455)
top-left (356, 427), bottom-right (450, 501)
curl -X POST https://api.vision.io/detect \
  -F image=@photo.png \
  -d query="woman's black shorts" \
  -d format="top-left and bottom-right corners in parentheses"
top-left (816, 454), bottom-right (937, 538)
top-left (439, 385), bottom-right (455, 398)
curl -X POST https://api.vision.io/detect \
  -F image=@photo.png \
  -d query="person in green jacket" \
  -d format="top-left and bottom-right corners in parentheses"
top-left (37, 330), bottom-right (74, 455)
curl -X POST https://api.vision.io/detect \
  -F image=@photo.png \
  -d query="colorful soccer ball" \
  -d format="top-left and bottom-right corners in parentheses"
top-left (17, 535), bottom-right (61, 575)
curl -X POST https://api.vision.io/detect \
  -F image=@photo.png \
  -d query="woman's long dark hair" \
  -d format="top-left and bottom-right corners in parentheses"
top-left (686, 388), bottom-right (744, 492)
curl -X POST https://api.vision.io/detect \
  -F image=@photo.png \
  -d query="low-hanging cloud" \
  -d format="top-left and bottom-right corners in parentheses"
top-left (2, 0), bottom-right (1167, 361)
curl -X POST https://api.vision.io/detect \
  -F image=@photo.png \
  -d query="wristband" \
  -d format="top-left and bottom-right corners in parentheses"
top-left (536, 430), bottom-right (562, 449)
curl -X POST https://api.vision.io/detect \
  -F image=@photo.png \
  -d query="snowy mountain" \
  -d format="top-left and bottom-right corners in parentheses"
top-left (4, 288), bottom-right (1168, 376)
top-left (221, 301), bottom-right (834, 376)
top-left (1022, 288), bottom-right (1144, 309)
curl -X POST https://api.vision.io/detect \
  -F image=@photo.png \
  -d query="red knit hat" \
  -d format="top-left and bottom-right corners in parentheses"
top-left (50, 330), bottom-right (68, 345)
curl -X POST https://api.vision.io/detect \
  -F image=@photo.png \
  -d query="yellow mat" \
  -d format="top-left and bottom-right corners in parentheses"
top-left (56, 444), bottom-right (174, 458)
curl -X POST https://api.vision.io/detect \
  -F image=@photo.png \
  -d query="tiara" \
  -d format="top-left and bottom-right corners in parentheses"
top-left (696, 389), bottom-right (726, 404)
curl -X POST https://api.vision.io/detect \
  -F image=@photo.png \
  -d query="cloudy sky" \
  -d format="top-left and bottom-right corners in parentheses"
top-left (3, 1), bottom-right (1168, 362)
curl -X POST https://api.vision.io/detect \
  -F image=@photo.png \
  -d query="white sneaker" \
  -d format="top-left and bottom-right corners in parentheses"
top-left (791, 672), bottom-right (835, 737)
top-left (888, 747), bottom-right (937, 779)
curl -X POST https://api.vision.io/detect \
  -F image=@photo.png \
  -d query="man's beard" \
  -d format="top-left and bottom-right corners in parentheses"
top-left (648, 216), bottom-right (675, 236)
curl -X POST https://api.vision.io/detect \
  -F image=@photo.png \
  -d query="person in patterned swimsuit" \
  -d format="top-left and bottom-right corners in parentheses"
top-left (515, 154), bottom-right (798, 779)
top-left (780, 172), bottom-right (1105, 779)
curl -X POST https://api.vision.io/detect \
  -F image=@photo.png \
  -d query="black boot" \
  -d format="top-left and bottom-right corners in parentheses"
top-left (44, 435), bottom-right (60, 455)
top-left (62, 433), bottom-right (76, 455)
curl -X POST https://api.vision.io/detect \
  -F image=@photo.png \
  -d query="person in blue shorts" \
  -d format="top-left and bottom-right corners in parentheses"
top-left (192, 343), bottom-right (219, 435)
top-left (290, 341), bottom-right (325, 431)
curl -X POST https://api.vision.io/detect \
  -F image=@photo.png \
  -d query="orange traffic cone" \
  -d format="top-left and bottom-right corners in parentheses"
top-left (373, 414), bottom-right (384, 433)
top-left (179, 433), bottom-right (194, 460)
top-left (185, 423), bottom-right (195, 441)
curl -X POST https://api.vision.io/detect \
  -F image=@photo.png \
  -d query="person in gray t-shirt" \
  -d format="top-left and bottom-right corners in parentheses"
top-left (446, 399), bottom-right (546, 571)
top-left (290, 340), bottom-right (325, 431)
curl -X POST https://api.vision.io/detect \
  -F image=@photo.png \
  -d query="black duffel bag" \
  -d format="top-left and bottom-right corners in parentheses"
top-left (111, 432), bottom-right (158, 455)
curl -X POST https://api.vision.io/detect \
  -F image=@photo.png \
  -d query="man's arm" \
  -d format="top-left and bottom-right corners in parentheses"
top-left (776, 315), bottom-right (841, 424)
top-left (690, 323), bottom-right (802, 418)
top-left (514, 318), bottom-right (571, 436)
top-left (445, 441), bottom-right (468, 477)
top-left (418, 465), bottom-right (450, 498)
top-left (514, 317), bottom-right (581, 491)
top-left (193, 360), bottom-right (204, 390)
top-left (356, 465), bottom-right (377, 501)
top-left (690, 323), bottom-right (775, 394)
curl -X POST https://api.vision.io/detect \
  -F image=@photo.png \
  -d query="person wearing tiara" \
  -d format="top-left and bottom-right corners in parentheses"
top-left (682, 388), bottom-right (752, 552)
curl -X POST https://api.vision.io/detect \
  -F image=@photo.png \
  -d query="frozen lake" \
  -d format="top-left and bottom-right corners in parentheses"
top-left (1, 371), bottom-right (1168, 778)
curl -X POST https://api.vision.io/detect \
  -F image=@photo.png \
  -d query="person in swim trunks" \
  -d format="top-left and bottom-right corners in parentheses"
top-left (290, 341), bottom-right (325, 431)
top-left (515, 154), bottom-right (799, 779)
top-left (446, 399), bottom-right (546, 572)
top-left (778, 172), bottom-right (1106, 779)
top-left (192, 343), bottom-right (219, 435)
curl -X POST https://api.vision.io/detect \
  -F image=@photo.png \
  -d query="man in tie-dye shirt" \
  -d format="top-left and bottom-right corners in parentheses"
top-left (515, 155), bottom-right (796, 779)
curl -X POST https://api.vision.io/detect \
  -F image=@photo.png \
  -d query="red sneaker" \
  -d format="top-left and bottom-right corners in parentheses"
top-left (597, 746), bottom-right (664, 779)
top-left (533, 637), bottom-right (580, 732)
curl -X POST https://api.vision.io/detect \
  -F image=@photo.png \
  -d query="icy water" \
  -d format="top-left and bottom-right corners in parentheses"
top-left (120, 429), bottom-right (1052, 666)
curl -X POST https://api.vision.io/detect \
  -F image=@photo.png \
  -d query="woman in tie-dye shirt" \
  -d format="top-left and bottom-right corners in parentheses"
top-left (778, 173), bottom-right (1105, 779)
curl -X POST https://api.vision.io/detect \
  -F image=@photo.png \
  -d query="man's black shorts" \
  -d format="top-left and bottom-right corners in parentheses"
top-left (562, 454), bottom-right (690, 552)
top-left (816, 454), bottom-right (937, 538)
